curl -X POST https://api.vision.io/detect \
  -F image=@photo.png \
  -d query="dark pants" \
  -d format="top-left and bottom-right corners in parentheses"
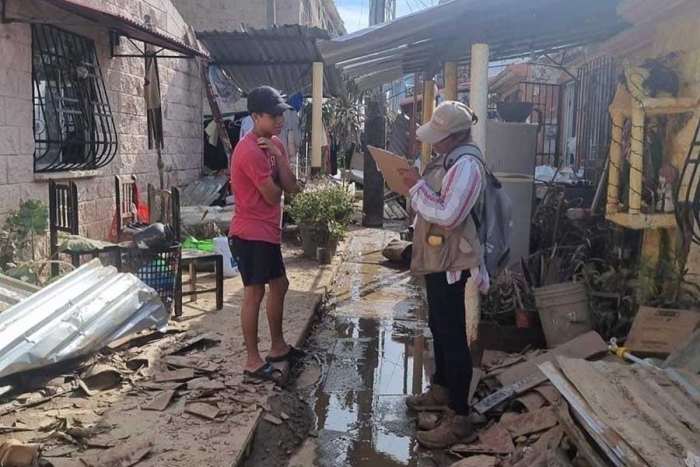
top-left (425, 271), bottom-right (472, 416)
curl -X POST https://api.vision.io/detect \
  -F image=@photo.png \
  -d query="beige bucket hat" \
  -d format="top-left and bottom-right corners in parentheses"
top-left (416, 100), bottom-right (476, 144)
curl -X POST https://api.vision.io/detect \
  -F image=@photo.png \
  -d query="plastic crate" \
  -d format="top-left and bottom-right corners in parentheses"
top-left (121, 243), bottom-right (181, 310)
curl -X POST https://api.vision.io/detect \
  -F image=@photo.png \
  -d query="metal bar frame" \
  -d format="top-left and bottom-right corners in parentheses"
top-left (32, 23), bottom-right (118, 173)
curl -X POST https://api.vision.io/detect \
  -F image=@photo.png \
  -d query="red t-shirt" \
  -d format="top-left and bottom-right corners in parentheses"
top-left (229, 131), bottom-right (287, 244)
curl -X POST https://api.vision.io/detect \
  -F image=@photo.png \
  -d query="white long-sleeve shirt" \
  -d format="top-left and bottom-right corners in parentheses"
top-left (409, 153), bottom-right (490, 293)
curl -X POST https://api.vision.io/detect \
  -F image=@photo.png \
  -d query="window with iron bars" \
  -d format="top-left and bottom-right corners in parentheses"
top-left (32, 24), bottom-right (118, 173)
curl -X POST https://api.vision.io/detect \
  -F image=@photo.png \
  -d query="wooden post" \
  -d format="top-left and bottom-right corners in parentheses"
top-left (311, 62), bottom-right (324, 175)
top-left (466, 43), bottom-right (489, 352)
top-left (362, 96), bottom-right (386, 227)
top-left (199, 61), bottom-right (233, 160)
top-left (445, 62), bottom-right (458, 101)
top-left (266, 0), bottom-right (276, 27)
top-left (629, 106), bottom-right (644, 214)
top-left (607, 113), bottom-right (624, 212)
top-left (421, 74), bottom-right (436, 172)
top-left (409, 73), bottom-right (420, 162)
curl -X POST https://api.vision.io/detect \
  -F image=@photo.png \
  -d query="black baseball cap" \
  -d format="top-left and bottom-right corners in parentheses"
top-left (247, 86), bottom-right (293, 116)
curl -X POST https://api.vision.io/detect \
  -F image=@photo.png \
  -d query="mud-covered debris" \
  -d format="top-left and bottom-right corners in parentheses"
top-left (185, 403), bottom-right (219, 420)
top-left (0, 439), bottom-right (40, 466)
top-left (79, 365), bottom-right (123, 396)
top-left (263, 414), bottom-right (283, 426)
top-left (168, 333), bottom-right (221, 356)
top-left (501, 407), bottom-right (558, 438)
top-left (280, 412), bottom-right (290, 421)
top-left (78, 438), bottom-right (153, 467)
top-left (154, 369), bottom-right (195, 383)
top-left (142, 390), bottom-right (176, 412)
top-left (43, 445), bottom-right (80, 457)
top-left (452, 423), bottom-right (514, 455)
top-left (451, 455), bottom-right (497, 467)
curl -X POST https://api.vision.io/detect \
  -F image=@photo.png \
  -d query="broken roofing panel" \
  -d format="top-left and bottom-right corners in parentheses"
top-left (0, 259), bottom-right (168, 379)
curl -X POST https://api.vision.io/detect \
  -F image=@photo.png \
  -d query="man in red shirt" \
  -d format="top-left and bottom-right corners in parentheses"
top-left (229, 86), bottom-right (302, 383)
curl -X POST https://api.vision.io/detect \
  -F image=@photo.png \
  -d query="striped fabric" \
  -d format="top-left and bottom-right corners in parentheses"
top-left (409, 156), bottom-right (490, 293)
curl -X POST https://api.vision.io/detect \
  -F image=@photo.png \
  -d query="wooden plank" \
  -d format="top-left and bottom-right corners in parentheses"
top-left (553, 402), bottom-right (609, 467)
top-left (558, 357), bottom-right (690, 467)
top-left (538, 361), bottom-right (633, 467)
top-left (498, 331), bottom-right (608, 386)
top-left (469, 368), bottom-right (484, 404)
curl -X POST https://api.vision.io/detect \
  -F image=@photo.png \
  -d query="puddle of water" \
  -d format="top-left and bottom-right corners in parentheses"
top-left (305, 232), bottom-right (450, 467)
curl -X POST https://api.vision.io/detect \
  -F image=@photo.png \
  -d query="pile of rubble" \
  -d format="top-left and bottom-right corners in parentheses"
top-left (0, 328), bottom-right (284, 467)
top-left (451, 324), bottom-right (700, 467)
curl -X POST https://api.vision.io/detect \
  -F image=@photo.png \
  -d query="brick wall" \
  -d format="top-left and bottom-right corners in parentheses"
top-left (0, 0), bottom-right (203, 243)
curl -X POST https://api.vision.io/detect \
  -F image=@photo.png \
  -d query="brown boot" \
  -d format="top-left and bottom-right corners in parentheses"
top-left (406, 385), bottom-right (449, 412)
top-left (417, 412), bottom-right (445, 431)
top-left (416, 411), bottom-right (477, 449)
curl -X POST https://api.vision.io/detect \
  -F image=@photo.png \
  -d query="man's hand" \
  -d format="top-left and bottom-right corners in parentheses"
top-left (258, 137), bottom-right (282, 159)
top-left (400, 167), bottom-right (421, 192)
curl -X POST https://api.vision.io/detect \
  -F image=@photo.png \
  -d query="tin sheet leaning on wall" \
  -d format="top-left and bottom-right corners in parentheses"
top-left (0, 259), bottom-right (168, 379)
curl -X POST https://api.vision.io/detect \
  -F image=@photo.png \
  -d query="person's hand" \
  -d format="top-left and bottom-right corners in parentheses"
top-left (258, 137), bottom-right (282, 159)
top-left (400, 167), bottom-right (421, 192)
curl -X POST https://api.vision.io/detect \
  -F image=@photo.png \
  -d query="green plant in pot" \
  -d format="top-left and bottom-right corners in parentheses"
top-left (286, 186), bottom-right (355, 259)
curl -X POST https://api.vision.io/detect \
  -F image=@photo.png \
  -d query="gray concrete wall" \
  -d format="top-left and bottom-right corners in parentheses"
top-left (0, 0), bottom-right (203, 240)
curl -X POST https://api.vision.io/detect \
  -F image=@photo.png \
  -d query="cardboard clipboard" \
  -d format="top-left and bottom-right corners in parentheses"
top-left (367, 146), bottom-right (413, 197)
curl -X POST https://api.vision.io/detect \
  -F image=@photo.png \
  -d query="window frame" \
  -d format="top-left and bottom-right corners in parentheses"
top-left (31, 23), bottom-right (118, 174)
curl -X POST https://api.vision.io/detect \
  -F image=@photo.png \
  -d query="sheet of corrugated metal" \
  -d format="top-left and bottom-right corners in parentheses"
top-left (0, 259), bottom-right (168, 378)
top-left (321, 0), bottom-right (628, 87)
top-left (38, 0), bottom-right (207, 57)
top-left (199, 26), bottom-right (344, 97)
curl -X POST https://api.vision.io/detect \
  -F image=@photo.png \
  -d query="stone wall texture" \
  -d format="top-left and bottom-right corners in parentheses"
top-left (0, 0), bottom-right (203, 242)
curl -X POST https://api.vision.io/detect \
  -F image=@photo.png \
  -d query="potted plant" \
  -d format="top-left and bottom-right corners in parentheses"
top-left (286, 185), bottom-right (355, 259)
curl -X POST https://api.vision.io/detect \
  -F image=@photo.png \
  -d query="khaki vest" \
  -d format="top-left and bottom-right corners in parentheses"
top-left (410, 147), bottom-right (484, 276)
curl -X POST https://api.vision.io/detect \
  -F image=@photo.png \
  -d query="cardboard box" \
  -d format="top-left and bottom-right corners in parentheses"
top-left (626, 307), bottom-right (700, 357)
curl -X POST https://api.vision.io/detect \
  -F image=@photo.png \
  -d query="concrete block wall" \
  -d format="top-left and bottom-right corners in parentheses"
top-left (171, 0), bottom-right (301, 32)
top-left (0, 0), bottom-right (203, 244)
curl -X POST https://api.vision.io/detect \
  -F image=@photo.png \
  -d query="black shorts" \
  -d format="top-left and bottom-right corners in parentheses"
top-left (229, 236), bottom-right (286, 286)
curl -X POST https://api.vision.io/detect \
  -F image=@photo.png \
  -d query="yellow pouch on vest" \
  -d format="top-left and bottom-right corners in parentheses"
top-left (427, 235), bottom-right (444, 246)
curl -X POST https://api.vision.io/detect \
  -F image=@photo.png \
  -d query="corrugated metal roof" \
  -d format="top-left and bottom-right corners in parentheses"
top-left (199, 25), bottom-right (344, 97)
top-left (321, 0), bottom-right (628, 87)
top-left (0, 259), bottom-right (168, 379)
top-left (38, 0), bottom-right (208, 57)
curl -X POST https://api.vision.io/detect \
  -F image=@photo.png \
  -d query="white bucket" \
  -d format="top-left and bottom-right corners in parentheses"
top-left (213, 236), bottom-right (238, 278)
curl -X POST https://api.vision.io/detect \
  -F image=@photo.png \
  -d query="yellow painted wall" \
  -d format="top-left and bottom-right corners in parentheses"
top-left (601, 8), bottom-right (700, 280)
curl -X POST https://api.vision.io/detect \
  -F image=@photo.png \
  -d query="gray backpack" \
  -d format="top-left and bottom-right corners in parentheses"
top-left (446, 145), bottom-right (513, 277)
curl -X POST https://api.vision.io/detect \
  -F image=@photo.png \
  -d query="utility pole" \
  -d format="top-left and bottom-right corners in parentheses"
top-left (266, 0), bottom-right (276, 27)
top-left (362, 0), bottom-right (386, 227)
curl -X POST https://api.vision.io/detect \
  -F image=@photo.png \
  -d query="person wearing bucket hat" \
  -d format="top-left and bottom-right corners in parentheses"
top-left (402, 100), bottom-right (490, 449)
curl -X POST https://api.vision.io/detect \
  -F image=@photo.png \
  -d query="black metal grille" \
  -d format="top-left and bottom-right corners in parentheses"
top-left (510, 82), bottom-right (562, 166)
top-left (32, 24), bottom-right (118, 173)
top-left (574, 57), bottom-right (618, 183)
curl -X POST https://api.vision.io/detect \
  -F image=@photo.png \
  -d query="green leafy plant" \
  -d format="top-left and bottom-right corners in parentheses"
top-left (0, 200), bottom-right (49, 283)
top-left (286, 185), bottom-right (355, 239)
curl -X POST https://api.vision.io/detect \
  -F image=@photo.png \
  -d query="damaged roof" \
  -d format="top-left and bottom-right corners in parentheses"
top-left (320, 0), bottom-right (629, 88)
top-left (199, 25), bottom-right (344, 97)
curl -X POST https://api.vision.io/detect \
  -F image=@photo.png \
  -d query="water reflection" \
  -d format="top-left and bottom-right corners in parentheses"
top-left (309, 233), bottom-right (439, 466)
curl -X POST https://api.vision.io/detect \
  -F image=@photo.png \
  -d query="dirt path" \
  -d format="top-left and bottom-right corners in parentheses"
top-left (0, 241), bottom-right (342, 467)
